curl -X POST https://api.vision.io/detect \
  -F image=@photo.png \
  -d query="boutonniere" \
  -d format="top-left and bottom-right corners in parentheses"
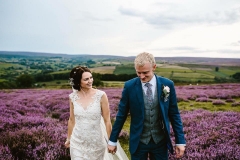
top-left (162, 84), bottom-right (170, 102)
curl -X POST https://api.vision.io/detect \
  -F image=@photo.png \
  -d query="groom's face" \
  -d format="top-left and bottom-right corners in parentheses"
top-left (135, 62), bottom-right (156, 83)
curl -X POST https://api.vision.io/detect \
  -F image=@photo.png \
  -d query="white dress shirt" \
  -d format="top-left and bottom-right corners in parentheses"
top-left (141, 75), bottom-right (156, 99)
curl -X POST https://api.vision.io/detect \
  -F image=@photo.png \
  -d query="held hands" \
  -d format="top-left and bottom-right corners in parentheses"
top-left (107, 144), bottom-right (117, 155)
top-left (175, 145), bottom-right (185, 159)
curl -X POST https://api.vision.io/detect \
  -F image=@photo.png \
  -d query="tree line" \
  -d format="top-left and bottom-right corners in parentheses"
top-left (0, 72), bottom-right (137, 89)
top-left (0, 72), bottom-right (239, 89)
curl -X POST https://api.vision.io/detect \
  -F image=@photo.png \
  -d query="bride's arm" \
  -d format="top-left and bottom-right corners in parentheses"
top-left (101, 93), bottom-right (112, 138)
top-left (65, 98), bottom-right (75, 148)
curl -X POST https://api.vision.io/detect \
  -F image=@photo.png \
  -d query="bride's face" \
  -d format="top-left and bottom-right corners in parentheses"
top-left (80, 72), bottom-right (94, 89)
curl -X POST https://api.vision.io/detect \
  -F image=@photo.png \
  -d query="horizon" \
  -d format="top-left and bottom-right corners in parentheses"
top-left (1, 50), bottom-right (240, 59)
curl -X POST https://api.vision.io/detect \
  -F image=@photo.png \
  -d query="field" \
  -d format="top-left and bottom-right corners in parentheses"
top-left (91, 63), bottom-right (240, 84)
top-left (90, 66), bottom-right (115, 74)
top-left (1, 83), bottom-right (240, 159)
top-left (34, 80), bottom-right (70, 89)
top-left (102, 81), bottom-right (125, 88)
top-left (1, 54), bottom-right (240, 88)
top-left (18, 63), bottom-right (240, 89)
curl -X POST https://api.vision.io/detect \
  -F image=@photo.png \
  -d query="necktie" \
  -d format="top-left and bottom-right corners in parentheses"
top-left (145, 82), bottom-right (153, 105)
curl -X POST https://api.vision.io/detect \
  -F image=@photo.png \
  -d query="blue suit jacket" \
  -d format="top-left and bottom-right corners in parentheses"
top-left (109, 75), bottom-right (186, 154)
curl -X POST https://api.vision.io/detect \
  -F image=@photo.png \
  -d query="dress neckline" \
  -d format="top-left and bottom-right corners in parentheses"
top-left (75, 90), bottom-right (99, 111)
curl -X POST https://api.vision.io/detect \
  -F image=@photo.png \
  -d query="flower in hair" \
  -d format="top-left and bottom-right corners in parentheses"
top-left (69, 78), bottom-right (74, 86)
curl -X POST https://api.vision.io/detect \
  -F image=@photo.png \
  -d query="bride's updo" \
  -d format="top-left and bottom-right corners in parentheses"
top-left (69, 66), bottom-right (91, 91)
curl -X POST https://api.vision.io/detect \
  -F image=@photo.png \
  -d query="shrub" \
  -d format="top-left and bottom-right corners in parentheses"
top-left (232, 102), bottom-right (240, 107)
top-left (59, 112), bottom-right (69, 121)
top-left (226, 99), bottom-right (235, 103)
top-left (196, 97), bottom-right (212, 102)
top-left (212, 100), bottom-right (226, 105)
top-left (52, 112), bottom-right (60, 119)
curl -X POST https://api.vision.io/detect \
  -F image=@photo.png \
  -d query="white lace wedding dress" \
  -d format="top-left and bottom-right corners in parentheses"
top-left (69, 89), bottom-right (128, 160)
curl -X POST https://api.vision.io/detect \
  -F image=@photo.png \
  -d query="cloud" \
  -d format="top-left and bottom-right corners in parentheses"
top-left (80, 11), bottom-right (113, 22)
top-left (218, 49), bottom-right (240, 54)
top-left (119, 6), bottom-right (240, 27)
top-left (230, 41), bottom-right (240, 46)
top-left (118, 6), bottom-right (143, 17)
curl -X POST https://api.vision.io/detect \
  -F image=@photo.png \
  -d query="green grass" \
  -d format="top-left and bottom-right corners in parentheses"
top-left (103, 81), bottom-right (124, 87)
top-left (155, 67), bottom-right (215, 82)
top-left (0, 79), bottom-right (7, 82)
top-left (35, 80), bottom-right (125, 89)
top-left (35, 80), bottom-right (69, 89)
top-left (114, 65), bottom-right (135, 74)
top-left (153, 64), bottom-right (240, 83)
top-left (172, 72), bottom-right (214, 78)
top-left (178, 99), bottom-right (240, 112)
top-left (0, 62), bottom-right (26, 69)
top-left (210, 71), bottom-right (228, 77)
top-left (195, 70), bottom-right (215, 76)
top-left (156, 68), bottom-right (193, 73)
top-left (155, 72), bottom-right (172, 78)
top-left (219, 68), bottom-right (240, 76)
top-left (50, 70), bottom-right (70, 74)
top-left (91, 66), bottom-right (115, 74)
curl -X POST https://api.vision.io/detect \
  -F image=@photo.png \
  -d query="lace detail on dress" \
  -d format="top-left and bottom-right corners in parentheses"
top-left (69, 90), bottom-right (106, 160)
top-left (69, 92), bottom-right (79, 103)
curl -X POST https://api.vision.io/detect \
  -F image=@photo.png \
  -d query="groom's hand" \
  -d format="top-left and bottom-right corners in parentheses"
top-left (175, 145), bottom-right (185, 159)
top-left (108, 144), bottom-right (117, 154)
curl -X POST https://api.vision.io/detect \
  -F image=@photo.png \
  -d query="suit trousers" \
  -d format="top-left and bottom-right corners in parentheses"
top-left (131, 137), bottom-right (168, 160)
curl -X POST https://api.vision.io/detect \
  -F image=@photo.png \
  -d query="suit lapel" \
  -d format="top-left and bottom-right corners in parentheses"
top-left (135, 78), bottom-right (145, 116)
top-left (156, 75), bottom-right (166, 120)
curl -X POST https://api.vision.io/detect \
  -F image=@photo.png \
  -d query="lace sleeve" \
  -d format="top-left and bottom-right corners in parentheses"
top-left (94, 90), bottom-right (106, 102)
top-left (69, 92), bottom-right (78, 103)
top-left (99, 90), bottom-right (106, 98)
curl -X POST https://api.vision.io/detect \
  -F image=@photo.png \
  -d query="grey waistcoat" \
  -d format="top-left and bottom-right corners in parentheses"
top-left (140, 86), bottom-right (165, 145)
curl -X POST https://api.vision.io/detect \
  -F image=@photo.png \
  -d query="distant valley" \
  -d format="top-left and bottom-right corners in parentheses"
top-left (1, 51), bottom-right (240, 66)
top-left (0, 51), bottom-right (240, 89)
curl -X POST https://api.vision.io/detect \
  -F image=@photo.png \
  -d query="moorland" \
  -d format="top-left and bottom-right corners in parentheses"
top-left (1, 51), bottom-right (240, 159)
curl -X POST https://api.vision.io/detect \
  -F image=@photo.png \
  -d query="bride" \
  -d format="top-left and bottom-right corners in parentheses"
top-left (64, 66), bottom-right (128, 160)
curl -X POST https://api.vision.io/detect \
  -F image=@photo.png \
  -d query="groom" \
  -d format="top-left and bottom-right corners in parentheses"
top-left (108, 52), bottom-right (186, 160)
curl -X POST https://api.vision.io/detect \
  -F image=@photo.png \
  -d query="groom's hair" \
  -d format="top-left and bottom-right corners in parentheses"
top-left (134, 52), bottom-right (156, 67)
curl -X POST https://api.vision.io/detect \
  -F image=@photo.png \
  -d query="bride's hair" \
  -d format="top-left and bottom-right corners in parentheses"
top-left (69, 66), bottom-right (91, 91)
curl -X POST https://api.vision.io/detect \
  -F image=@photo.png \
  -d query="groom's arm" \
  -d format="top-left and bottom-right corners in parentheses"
top-left (167, 81), bottom-right (186, 158)
top-left (168, 81), bottom-right (186, 144)
top-left (108, 84), bottom-right (130, 153)
top-left (109, 84), bottom-right (130, 143)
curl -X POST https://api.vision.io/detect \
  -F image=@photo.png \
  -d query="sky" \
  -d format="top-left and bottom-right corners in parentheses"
top-left (0, 0), bottom-right (240, 58)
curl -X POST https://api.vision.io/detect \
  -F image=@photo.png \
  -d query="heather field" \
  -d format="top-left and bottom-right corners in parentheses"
top-left (1, 83), bottom-right (240, 159)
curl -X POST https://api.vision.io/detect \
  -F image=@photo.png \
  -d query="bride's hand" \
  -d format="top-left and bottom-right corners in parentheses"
top-left (65, 139), bottom-right (70, 148)
top-left (108, 145), bottom-right (117, 154)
